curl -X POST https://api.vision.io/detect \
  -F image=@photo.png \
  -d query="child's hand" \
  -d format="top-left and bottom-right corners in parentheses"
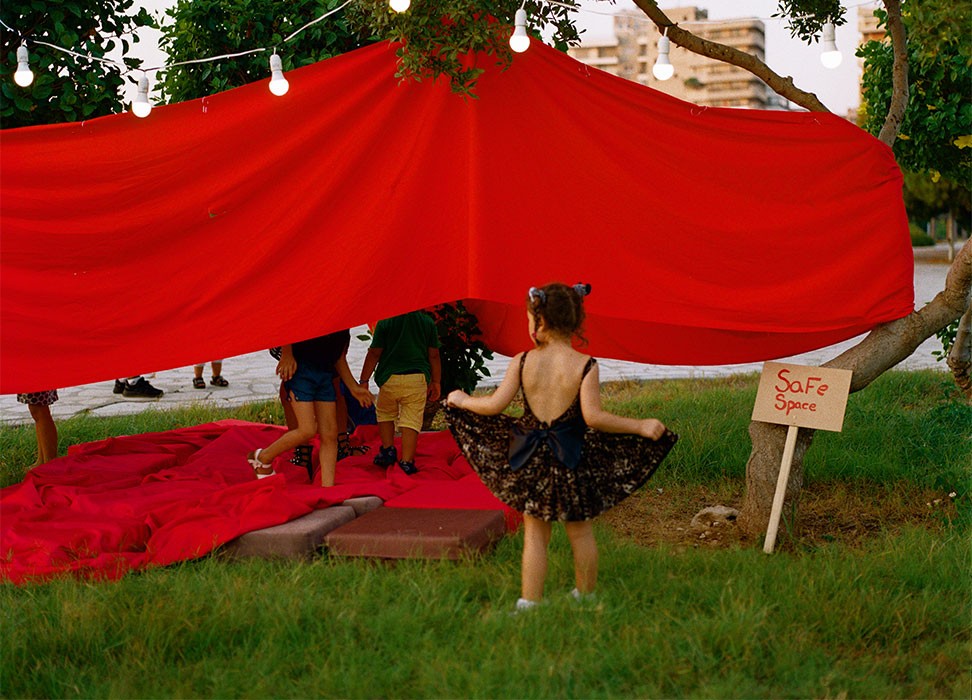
top-left (639, 419), bottom-right (666, 440)
top-left (427, 380), bottom-right (441, 402)
top-left (350, 385), bottom-right (373, 408)
top-left (446, 390), bottom-right (469, 408)
top-left (276, 357), bottom-right (297, 382)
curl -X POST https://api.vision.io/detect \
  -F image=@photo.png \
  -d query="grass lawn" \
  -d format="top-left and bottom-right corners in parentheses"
top-left (1, 370), bottom-right (969, 699)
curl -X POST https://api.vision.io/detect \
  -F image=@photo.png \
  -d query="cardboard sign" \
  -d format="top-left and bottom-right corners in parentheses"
top-left (751, 362), bottom-right (852, 432)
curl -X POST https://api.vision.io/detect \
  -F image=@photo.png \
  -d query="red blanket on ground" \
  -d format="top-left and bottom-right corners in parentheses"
top-left (0, 422), bottom-right (511, 584)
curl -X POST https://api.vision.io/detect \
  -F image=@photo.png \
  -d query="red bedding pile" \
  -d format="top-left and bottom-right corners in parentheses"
top-left (0, 421), bottom-right (512, 584)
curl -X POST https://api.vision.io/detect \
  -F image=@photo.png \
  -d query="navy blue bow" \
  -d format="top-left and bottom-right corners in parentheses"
top-left (508, 419), bottom-right (585, 471)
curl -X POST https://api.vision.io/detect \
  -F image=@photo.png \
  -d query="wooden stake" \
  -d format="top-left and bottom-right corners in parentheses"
top-left (763, 425), bottom-right (799, 554)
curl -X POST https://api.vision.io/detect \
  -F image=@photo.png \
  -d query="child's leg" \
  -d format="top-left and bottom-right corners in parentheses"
top-left (564, 520), bottom-right (598, 595)
top-left (315, 400), bottom-right (339, 487)
top-left (377, 421), bottom-right (395, 448)
top-left (211, 360), bottom-right (223, 377)
top-left (28, 403), bottom-right (57, 465)
top-left (397, 378), bottom-right (427, 464)
top-left (400, 427), bottom-right (419, 462)
top-left (279, 381), bottom-right (298, 430)
top-left (335, 379), bottom-right (350, 433)
top-left (193, 364), bottom-right (204, 380)
top-left (521, 514), bottom-right (553, 602)
top-left (256, 398), bottom-right (317, 463)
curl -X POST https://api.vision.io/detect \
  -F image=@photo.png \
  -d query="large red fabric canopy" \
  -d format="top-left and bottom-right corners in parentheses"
top-left (0, 41), bottom-right (913, 393)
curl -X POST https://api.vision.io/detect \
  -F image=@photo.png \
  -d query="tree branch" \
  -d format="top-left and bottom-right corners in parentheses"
top-left (628, 0), bottom-right (831, 113)
top-left (824, 239), bottom-right (972, 391)
top-left (877, 0), bottom-right (909, 146)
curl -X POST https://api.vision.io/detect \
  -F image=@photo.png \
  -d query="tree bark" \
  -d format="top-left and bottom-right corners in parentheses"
top-left (947, 307), bottom-right (972, 399)
top-left (877, 0), bottom-right (909, 146)
top-left (738, 241), bottom-right (972, 540)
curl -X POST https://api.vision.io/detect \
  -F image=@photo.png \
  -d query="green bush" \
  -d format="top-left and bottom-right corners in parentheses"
top-left (910, 222), bottom-right (935, 246)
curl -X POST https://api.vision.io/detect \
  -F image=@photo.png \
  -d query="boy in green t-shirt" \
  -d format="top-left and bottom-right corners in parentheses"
top-left (358, 311), bottom-right (441, 475)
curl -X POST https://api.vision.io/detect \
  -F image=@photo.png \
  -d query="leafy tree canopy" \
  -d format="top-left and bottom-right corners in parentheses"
top-left (158, 0), bottom-right (370, 103)
top-left (346, 0), bottom-right (579, 96)
top-left (1, 0), bottom-right (152, 127)
top-left (858, 3), bottom-right (972, 184)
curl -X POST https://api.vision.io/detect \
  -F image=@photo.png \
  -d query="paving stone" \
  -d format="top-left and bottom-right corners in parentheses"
top-left (223, 505), bottom-right (356, 560)
top-left (325, 506), bottom-right (506, 560)
top-left (342, 496), bottom-right (384, 516)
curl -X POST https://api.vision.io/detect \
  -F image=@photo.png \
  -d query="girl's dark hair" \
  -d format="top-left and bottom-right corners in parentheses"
top-left (527, 282), bottom-right (591, 344)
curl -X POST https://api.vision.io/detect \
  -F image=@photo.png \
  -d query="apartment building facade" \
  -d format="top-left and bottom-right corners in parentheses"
top-left (568, 7), bottom-right (785, 109)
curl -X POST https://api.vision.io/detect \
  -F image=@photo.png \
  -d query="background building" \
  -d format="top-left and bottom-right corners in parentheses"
top-left (568, 7), bottom-right (787, 109)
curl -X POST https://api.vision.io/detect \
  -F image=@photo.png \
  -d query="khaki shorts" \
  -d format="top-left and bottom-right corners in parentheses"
top-left (376, 373), bottom-right (427, 432)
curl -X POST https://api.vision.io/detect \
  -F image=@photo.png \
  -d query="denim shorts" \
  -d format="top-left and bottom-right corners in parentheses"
top-left (285, 365), bottom-right (337, 403)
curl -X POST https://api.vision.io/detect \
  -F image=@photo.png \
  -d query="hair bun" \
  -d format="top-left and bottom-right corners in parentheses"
top-left (573, 283), bottom-right (591, 297)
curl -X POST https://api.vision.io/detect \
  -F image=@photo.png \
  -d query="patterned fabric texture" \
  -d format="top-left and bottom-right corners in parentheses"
top-left (445, 365), bottom-right (677, 522)
top-left (16, 390), bottom-right (58, 406)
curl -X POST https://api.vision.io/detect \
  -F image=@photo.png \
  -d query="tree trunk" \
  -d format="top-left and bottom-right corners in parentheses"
top-left (947, 307), bottom-right (972, 399)
top-left (738, 241), bottom-right (972, 541)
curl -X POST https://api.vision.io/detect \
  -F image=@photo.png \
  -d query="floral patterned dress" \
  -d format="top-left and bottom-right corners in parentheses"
top-left (446, 353), bottom-right (677, 522)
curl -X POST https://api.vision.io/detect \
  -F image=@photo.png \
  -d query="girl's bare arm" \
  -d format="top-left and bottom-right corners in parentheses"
top-left (447, 352), bottom-right (523, 415)
top-left (580, 362), bottom-right (666, 438)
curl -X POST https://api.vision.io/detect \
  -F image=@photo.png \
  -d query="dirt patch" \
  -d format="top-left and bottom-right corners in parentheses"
top-left (602, 481), bottom-right (962, 551)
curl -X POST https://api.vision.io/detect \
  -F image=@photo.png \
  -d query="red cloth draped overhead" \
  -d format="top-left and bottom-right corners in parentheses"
top-left (0, 41), bottom-right (912, 393)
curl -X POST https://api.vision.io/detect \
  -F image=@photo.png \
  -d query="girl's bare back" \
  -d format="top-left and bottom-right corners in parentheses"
top-left (520, 345), bottom-right (591, 424)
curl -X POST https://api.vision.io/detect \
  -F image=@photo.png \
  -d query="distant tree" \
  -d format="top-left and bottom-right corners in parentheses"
top-left (157, 0), bottom-right (371, 104)
top-left (0, 0), bottom-right (153, 126)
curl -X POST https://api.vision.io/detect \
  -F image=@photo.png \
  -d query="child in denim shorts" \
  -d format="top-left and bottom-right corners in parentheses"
top-left (247, 329), bottom-right (372, 486)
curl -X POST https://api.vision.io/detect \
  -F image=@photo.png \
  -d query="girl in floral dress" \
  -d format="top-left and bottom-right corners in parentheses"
top-left (446, 282), bottom-right (677, 612)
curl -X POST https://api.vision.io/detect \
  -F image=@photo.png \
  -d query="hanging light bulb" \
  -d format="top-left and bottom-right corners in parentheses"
top-left (13, 44), bottom-right (33, 87)
top-left (652, 33), bottom-right (674, 81)
top-left (820, 21), bottom-right (842, 69)
top-left (389, 0), bottom-right (411, 13)
top-left (510, 8), bottom-right (530, 53)
top-left (131, 75), bottom-right (152, 118)
top-left (268, 53), bottom-right (289, 96)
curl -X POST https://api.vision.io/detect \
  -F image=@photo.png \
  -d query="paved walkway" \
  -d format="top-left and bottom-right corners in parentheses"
top-left (0, 253), bottom-right (957, 427)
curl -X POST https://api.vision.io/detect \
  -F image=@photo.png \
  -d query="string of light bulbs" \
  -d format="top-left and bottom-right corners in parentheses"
top-left (2, 0), bottom-right (352, 116)
top-left (5, 0), bottom-right (874, 112)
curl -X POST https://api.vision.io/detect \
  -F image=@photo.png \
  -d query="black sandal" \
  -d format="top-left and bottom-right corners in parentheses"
top-left (337, 432), bottom-right (370, 460)
top-left (192, 377), bottom-right (206, 389)
top-left (290, 444), bottom-right (314, 481)
top-left (210, 375), bottom-right (229, 387)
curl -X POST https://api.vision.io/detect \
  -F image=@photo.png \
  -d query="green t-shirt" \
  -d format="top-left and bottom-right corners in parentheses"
top-left (371, 311), bottom-right (441, 387)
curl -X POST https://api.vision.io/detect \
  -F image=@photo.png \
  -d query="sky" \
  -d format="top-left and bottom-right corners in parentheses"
top-left (127, 0), bottom-right (877, 115)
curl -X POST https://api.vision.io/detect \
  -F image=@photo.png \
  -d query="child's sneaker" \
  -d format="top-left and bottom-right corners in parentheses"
top-left (373, 445), bottom-right (397, 467)
top-left (398, 459), bottom-right (418, 476)
top-left (509, 598), bottom-right (540, 616)
top-left (570, 588), bottom-right (597, 604)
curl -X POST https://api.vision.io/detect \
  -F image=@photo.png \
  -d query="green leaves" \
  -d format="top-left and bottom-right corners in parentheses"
top-left (346, 0), bottom-right (580, 96)
top-left (426, 301), bottom-right (493, 394)
top-left (772, 0), bottom-right (846, 43)
top-left (1, 0), bottom-right (153, 127)
top-left (858, 3), bottom-right (972, 184)
top-left (158, 0), bottom-right (369, 104)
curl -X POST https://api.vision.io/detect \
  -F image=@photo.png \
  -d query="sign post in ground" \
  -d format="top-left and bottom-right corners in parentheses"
top-left (751, 361), bottom-right (852, 553)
